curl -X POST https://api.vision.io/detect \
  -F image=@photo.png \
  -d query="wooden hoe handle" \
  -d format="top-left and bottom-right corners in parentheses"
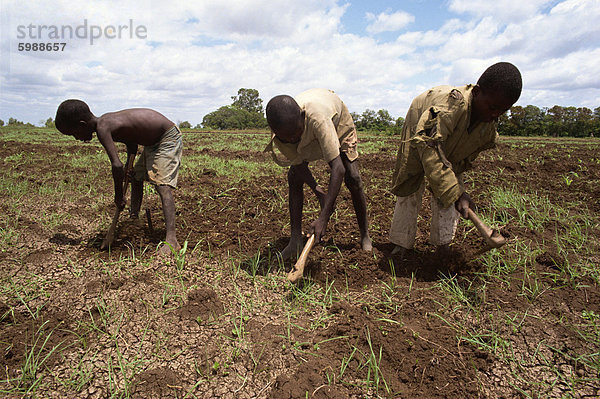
top-left (287, 234), bottom-right (316, 283)
top-left (466, 208), bottom-right (506, 249)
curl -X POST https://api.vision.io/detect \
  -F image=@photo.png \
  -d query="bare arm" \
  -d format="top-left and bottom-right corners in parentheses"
top-left (310, 155), bottom-right (345, 242)
top-left (97, 129), bottom-right (131, 209)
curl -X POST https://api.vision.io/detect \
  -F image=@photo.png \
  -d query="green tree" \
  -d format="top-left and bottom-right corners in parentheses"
top-left (522, 105), bottom-right (545, 136)
top-left (202, 106), bottom-right (267, 130)
top-left (231, 88), bottom-right (263, 114)
top-left (574, 107), bottom-right (594, 137)
top-left (561, 106), bottom-right (581, 137)
top-left (0, 119), bottom-right (4, 127)
top-left (178, 121), bottom-right (192, 129)
top-left (593, 107), bottom-right (600, 137)
top-left (45, 117), bottom-right (55, 128)
top-left (498, 106), bottom-right (528, 136)
top-left (547, 105), bottom-right (565, 137)
top-left (358, 109), bottom-right (377, 130)
top-left (203, 88), bottom-right (267, 129)
top-left (375, 109), bottom-right (394, 129)
top-left (353, 109), bottom-right (398, 132)
top-left (391, 116), bottom-right (405, 135)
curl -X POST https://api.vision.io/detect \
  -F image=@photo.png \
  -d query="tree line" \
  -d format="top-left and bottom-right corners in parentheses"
top-left (2, 89), bottom-right (598, 138)
top-left (196, 88), bottom-right (406, 133)
top-left (498, 105), bottom-right (599, 137)
top-left (187, 89), bottom-right (600, 138)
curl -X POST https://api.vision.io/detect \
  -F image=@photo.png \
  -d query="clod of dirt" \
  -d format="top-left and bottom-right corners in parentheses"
top-left (131, 367), bottom-right (183, 398)
top-left (178, 288), bottom-right (224, 323)
top-left (0, 301), bottom-right (13, 323)
top-left (269, 362), bottom-right (348, 399)
top-left (536, 251), bottom-right (564, 269)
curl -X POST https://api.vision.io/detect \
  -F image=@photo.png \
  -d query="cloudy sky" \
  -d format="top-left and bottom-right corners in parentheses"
top-left (0, 0), bottom-right (599, 126)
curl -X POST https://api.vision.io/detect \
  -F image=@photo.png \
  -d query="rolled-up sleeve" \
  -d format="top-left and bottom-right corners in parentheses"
top-left (411, 107), bottom-right (463, 208)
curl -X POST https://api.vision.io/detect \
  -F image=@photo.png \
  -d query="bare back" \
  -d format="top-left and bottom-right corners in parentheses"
top-left (97, 108), bottom-right (175, 147)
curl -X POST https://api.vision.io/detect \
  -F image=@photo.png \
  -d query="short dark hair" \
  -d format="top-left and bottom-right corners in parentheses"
top-left (55, 99), bottom-right (93, 132)
top-left (265, 95), bottom-right (302, 131)
top-left (477, 62), bottom-right (522, 103)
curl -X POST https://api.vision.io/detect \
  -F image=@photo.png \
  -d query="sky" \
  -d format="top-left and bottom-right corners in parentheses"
top-left (0, 0), bottom-right (599, 126)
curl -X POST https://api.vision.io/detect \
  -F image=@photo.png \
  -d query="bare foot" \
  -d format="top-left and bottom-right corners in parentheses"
top-left (280, 239), bottom-right (303, 261)
top-left (361, 235), bottom-right (373, 251)
top-left (159, 239), bottom-right (181, 255)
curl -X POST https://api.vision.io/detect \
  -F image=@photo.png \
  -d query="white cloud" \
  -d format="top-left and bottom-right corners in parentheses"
top-left (0, 0), bottom-right (599, 124)
top-left (365, 11), bottom-right (414, 34)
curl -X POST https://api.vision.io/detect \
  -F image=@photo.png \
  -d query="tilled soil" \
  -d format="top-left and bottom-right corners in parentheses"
top-left (0, 132), bottom-right (599, 398)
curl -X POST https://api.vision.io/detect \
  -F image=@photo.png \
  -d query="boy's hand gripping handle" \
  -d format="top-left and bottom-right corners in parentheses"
top-left (101, 153), bottom-right (136, 250)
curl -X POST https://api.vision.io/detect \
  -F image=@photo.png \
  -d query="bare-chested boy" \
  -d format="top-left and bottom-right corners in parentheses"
top-left (55, 100), bottom-right (181, 254)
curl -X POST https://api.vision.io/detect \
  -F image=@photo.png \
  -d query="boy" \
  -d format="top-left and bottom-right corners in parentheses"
top-left (55, 100), bottom-right (182, 254)
top-left (264, 88), bottom-right (372, 260)
top-left (390, 62), bottom-right (522, 257)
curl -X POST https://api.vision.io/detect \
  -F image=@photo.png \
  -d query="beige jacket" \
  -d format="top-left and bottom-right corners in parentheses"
top-left (391, 85), bottom-right (497, 208)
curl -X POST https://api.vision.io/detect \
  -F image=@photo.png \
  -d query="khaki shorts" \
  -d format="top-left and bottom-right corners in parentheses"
top-left (133, 125), bottom-right (183, 188)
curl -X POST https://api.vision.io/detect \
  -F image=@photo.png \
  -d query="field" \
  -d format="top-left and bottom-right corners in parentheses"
top-left (0, 127), bottom-right (599, 398)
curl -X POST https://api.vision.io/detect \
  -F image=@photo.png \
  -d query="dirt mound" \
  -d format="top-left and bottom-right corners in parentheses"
top-left (178, 288), bottom-right (225, 323)
top-left (131, 367), bottom-right (183, 398)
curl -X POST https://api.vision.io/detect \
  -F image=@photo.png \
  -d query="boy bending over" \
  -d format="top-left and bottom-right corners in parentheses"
top-left (55, 100), bottom-right (182, 254)
top-left (265, 88), bottom-right (372, 260)
top-left (390, 62), bottom-right (522, 257)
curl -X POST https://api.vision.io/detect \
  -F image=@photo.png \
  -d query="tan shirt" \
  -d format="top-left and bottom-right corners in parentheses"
top-left (391, 85), bottom-right (498, 208)
top-left (268, 88), bottom-right (358, 166)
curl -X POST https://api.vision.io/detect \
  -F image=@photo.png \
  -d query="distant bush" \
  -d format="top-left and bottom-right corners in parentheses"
top-left (231, 88), bottom-right (264, 114)
top-left (178, 121), bottom-right (192, 129)
top-left (202, 88), bottom-right (267, 130)
top-left (0, 120), bottom-right (4, 127)
top-left (6, 117), bottom-right (35, 128)
top-left (202, 105), bottom-right (267, 130)
top-left (352, 109), bottom-right (403, 134)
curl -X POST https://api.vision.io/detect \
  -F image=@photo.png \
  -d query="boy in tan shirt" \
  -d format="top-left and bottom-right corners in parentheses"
top-left (265, 88), bottom-right (372, 259)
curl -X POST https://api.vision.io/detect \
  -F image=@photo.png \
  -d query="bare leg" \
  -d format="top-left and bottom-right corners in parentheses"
top-left (156, 184), bottom-right (180, 254)
top-left (281, 166), bottom-right (304, 260)
top-left (129, 178), bottom-right (144, 218)
top-left (341, 154), bottom-right (372, 251)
